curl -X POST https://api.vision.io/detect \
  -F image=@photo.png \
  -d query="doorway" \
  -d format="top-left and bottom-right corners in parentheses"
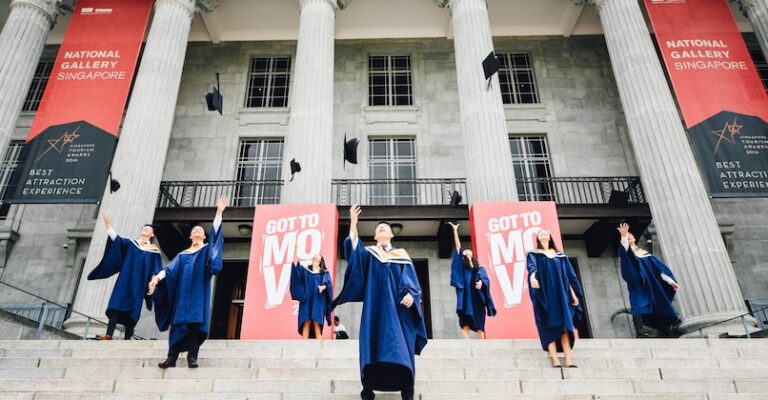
top-left (413, 259), bottom-right (433, 339)
top-left (210, 261), bottom-right (248, 339)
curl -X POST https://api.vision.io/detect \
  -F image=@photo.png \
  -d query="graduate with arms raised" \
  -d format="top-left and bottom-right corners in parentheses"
top-left (290, 241), bottom-right (334, 339)
top-left (526, 228), bottom-right (583, 368)
top-left (447, 222), bottom-right (496, 339)
top-left (148, 196), bottom-right (227, 368)
top-left (87, 214), bottom-right (162, 340)
top-left (332, 205), bottom-right (428, 400)
top-left (617, 222), bottom-right (680, 337)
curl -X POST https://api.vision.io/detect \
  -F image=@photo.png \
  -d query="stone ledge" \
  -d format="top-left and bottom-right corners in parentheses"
top-left (363, 105), bottom-right (420, 124)
top-left (236, 108), bottom-right (290, 126)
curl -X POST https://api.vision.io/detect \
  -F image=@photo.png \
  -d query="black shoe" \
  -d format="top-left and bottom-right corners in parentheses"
top-left (360, 388), bottom-right (375, 400)
top-left (187, 355), bottom-right (199, 368)
top-left (158, 359), bottom-right (176, 369)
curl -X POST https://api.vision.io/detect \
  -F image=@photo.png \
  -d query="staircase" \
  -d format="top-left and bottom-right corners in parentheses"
top-left (1, 338), bottom-right (767, 399)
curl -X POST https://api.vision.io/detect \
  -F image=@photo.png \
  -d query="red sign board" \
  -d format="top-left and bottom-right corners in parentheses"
top-left (469, 202), bottom-right (563, 339)
top-left (240, 204), bottom-right (339, 339)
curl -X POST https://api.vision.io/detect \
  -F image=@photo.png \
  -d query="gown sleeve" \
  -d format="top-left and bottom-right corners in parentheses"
top-left (398, 261), bottom-right (428, 355)
top-left (144, 253), bottom-right (164, 311)
top-left (450, 248), bottom-right (465, 289)
top-left (321, 271), bottom-right (334, 325)
top-left (87, 235), bottom-right (130, 280)
top-left (477, 266), bottom-right (497, 317)
top-left (207, 222), bottom-right (224, 276)
top-left (618, 243), bottom-right (644, 286)
top-left (562, 256), bottom-right (585, 321)
top-left (153, 256), bottom-right (180, 332)
top-left (290, 262), bottom-right (307, 302)
top-left (527, 252), bottom-right (547, 311)
top-left (331, 236), bottom-right (368, 308)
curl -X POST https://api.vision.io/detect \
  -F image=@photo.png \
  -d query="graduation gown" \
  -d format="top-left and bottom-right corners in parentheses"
top-left (153, 224), bottom-right (223, 351)
top-left (618, 244), bottom-right (678, 329)
top-left (87, 235), bottom-right (162, 327)
top-left (290, 263), bottom-right (334, 336)
top-left (332, 238), bottom-right (428, 392)
top-left (450, 248), bottom-right (496, 332)
top-left (526, 250), bottom-right (583, 351)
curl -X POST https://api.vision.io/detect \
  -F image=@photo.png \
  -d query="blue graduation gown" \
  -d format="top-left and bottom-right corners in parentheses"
top-left (87, 235), bottom-right (162, 327)
top-left (618, 245), bottom-right (678, 329)
top-left (290, 263), bottom-right (334, 336)
top-left (332, 238), bottom-right (428, 392)
top-left (450, 248), bottom-right (496, 332)
top-left (526, 251), bottom-right (583, 351)
top-left (153, 225), bottom-right (223, 350)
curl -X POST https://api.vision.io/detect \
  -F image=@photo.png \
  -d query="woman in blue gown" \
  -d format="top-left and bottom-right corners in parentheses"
top-left (526, 228), bottom-right (583, 368)
top-left (290, 242), bottom-right (333, 339)
top-left (447, 222), bottom-right (496, 339)
top-left (617, 223), bottom-right (680, 337)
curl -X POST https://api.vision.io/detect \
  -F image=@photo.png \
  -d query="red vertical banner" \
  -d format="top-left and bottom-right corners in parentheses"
top-left (644, 0), bottom-right (768, 197)
top-left (240, 204), bottom-right (339, 339)
top-left (469, 202), bottom-right (563, 339)
top-left (8, 0), bottom-right (153, 203)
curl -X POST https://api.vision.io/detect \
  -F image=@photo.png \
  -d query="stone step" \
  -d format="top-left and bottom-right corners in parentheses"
top-left (22, 394), bottom-right (761, 400)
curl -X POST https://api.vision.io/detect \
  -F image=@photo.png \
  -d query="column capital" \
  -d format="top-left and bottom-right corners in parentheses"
top-left (196, 0), bottom-right (219, 13)
top-left (10, 0), bottom-right (60, 28)
top-left (731, 0), bottom-right (759, 16)
top-left (297, 0), bottom-right (351, 11)
top-left (435, 0), bottom-right (488, 9)
top-left (155, 0), bottom-right (218, 17)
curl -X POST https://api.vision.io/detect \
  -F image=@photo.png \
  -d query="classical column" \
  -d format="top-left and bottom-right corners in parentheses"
top-left (281, 0), bottom-right (347, 204)
top-left (590, 0), bottom-right (752, 335)
top-left (65, 0), bottom-right (217, 336)
top-left (435, 0), bottom-right (518, 202)
top-left (0, 0), bottom-right (59, 167)
top-left (734, 0), bottom-right (768, 59)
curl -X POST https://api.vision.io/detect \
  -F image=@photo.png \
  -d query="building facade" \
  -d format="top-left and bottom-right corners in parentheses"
top-left (0, 0), bottom-right (766, 340)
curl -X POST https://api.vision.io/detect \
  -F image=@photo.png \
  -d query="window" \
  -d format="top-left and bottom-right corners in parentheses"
top-left (0, 141), bottom-right (24, 218)
top-left (509, 136), bottom-right (553, 201)
top-left (498, 53), bottom-right (540, 104)
top-left (368, 138), bottom-right (417, 205)
top-left (234, 139), bottom-right (283, 206)
top-left (22, 60), bottom-right (54, 112)
top-left (748, 48), bottom-right (768, 92)
top-left (368, 56), bottom-right (413, 106)
top-left (244, 57), bottom-right (291, 108)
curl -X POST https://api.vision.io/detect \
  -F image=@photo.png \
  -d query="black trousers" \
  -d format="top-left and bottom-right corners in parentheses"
top-left (167, 330), bottom-right (204, 361)
top-left (361, 385), bottom-right (414, 400)
top-left (106, 316), bottom-right (134, 340)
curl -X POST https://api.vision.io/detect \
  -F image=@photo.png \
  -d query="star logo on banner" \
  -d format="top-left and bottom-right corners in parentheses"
top-left (709, 117), bottom-right (743, 154)
top-left (34, 126), bottom-right (81, 163)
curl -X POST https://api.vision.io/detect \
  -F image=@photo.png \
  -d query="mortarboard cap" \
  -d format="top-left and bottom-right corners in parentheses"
top-left (449, 190), bottom-right (462, 206)
top-left (482, 51), bottom-right (501, 80)
top-left (343, 134), bottom-right (360, 169)
top-left (289, 158), bottom-right (301, 182)
top-left (205, 86), bottom-right (223, 115)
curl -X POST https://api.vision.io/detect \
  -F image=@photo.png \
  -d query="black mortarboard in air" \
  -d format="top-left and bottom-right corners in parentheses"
top-left (482, 51), bottom-right (501, 80)
top-left (109, 171), bottom-right (121, 193)
top-left (449, 190), bottom-right (462, 206)
top-left (205, 73), bottom-right (223, 115)
top-left (289, 158), bottom-right (301, 182)
top-left (343, 134), bottom-right (360, 169)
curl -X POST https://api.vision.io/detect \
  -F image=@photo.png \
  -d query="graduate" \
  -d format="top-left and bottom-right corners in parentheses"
top-left (332, 205), bottom-right (428, 400)
top-left (447, 222), bottom-right (496, 339)
top-left (148, 196), bottom-right (227, 368)
top-left (290, 242), bottom-right (333, 339)
top-left (617, 223), bottom-right (680, 337)
top-left (87, 214), bottom-right (162, 340)
top-left (526, 228), bottom-right (583, 368)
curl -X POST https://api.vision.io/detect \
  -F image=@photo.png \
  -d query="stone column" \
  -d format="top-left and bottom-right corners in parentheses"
top-left (65, 0), bottom-right (217, 336)
top-left (590, 0), bottom-right (752, 335)
top-left (0, 0), bottom-right (59, 167)
top-left (734, 0), bottom-right (768, 59)
top-left (435, 0), bottom-right (518, 202)
top-left (281, 0), bottom-right (347, 204)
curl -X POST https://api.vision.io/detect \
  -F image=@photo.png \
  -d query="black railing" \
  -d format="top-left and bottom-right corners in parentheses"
top-left (516, 176), bottom-right (646, 205)
top-left (157, 180), bottom-right (284, 208)
top-left (332, 178), bottom-right (468, 206)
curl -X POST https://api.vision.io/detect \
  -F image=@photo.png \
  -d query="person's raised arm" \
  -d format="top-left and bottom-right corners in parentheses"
top-left (103, 213), bottom-right (117, 240)
top-left (349, 205), bottom-right (361, 248)
top-left (213, 196), bottom-right (227, 232)
top-left (448, 222), bottom-right (461, 253)
top-left (618, 223), bottom-right (630, 251)
top-left (293, 240), bottom-right (299, 265)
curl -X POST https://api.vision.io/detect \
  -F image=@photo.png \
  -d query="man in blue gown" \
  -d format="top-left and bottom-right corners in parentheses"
top-left (87, 214), bottom-right (162, 340)
top-left (149, 196), bottom-right (227, 368)
top-left (447, 222), bottom-right (496, 339)
top-left (617, 223), bottom-right (680, 337)
top-left (333, 205), bottom-right (428, 400)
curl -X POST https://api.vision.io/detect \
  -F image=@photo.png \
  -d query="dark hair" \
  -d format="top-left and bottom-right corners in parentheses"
top-left (535, 229), bottom-right (560, 252)
top-left (317, 255), bottom-right (328, 273)
top-left (375, 221), bottom-right (392, 229)
top-left (142, 224), bottom-right (154, 229)
top-left (334, 316), bottom-right (340, 322)
top-left (462, 253), bottom-right (480, 269)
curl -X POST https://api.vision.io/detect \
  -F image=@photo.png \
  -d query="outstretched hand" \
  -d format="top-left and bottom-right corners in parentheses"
top-left (216, 196), bottom-right (228, 213)
top-left (617, 223), bottom-right (630, 237)
top-left (147, 277), bottom-right (159, 296)
top-left (447, 222), bottom-right (459, 231)
top-left (350, 205), bottom-right (361, 226)
top-left (102, 213), bottom-right (111, 229)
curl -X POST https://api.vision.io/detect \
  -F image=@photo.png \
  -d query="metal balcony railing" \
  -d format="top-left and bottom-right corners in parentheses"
top-left (332, 178), bottom-right (468, 206)
top-left (157, 180), bottom-right (284, 208)
top-left (515, 176), bottom-right (646, 205)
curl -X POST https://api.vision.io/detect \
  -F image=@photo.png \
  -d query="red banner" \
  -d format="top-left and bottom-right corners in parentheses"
top-left (30, 0), bottom-right (152, 139)
top-left (469, 202), bottom-right (563, 339)
top-left (644, 0), bottom-right (768, 197)
top-left (240, 204), bottom-right (339, 339)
